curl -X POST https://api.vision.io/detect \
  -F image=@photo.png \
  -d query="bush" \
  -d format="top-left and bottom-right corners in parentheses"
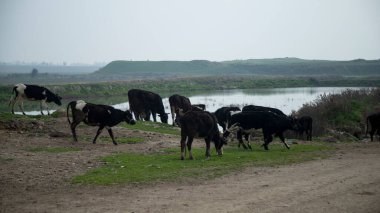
top-left (295, 88), bottom-right (380, 137)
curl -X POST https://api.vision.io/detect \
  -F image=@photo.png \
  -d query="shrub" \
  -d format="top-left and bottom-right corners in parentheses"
top-left (295, 88), bottom-right (380, 137)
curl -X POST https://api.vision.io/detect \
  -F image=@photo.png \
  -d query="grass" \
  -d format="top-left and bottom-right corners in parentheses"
top-left (72, 143), bottom-right (333, 185)
top-left (121, 121), bottom-right (180, 135)
top-left (0, 112), bottom-right (54, 121)
top-left (26, 147), bottom-right (82, 153)
top-left (0, 156), bottom-right (14, 162)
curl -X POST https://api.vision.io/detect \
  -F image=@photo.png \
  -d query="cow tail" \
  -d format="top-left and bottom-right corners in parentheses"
top-left (365, 116), bottom-right (369, 137)
top-left (67, 101), bottom-right (75, 124)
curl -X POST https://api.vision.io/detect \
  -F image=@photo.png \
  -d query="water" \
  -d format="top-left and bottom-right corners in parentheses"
top-left (114, 87), bottom-right (367, 124)
top-left (19, 87), bottom-right (367, 121)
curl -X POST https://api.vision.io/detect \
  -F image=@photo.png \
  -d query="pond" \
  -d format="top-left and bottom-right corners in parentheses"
top-left (18, 87), bottom-right (368, 123)
top-left (113, 87), bottom-right (368, 124)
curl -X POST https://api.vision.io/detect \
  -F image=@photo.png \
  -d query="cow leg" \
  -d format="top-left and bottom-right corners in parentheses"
top-left (307, 130), bottom-right (312, 141)
top-left (278, 133), bottom-right (290, 149)
top-left (187, 137), bottom-right (194, 160)
top-left (180, 135), bottom-right (187, 160)
top-left (40, 101), bottom-right (45, 115)
top-left (244, 133), bottom-right (252, 150)
top-left (237, 130), bottom-right (248, 149)
top-left (205, 138), bottom-right (211, 159)
top-left (143, 110), bottom-right (151, 121)
top-left (171, 107), bottom-right (176, 126)
top-left (152, 112), bottom-right (157, 122)
top-left (19, 100), bottom-right (26, 115)
top-left (70, 121), bottom-right (80, 142)
top-left (93, 126), bottom-right (104, 144)
top-left (43, 100), bottom-right (50, 115)
top-left (370, 129), bottom-right (375, 142)
top-left (10, 95), bottom-right (18, 114)
top-left (263, 130), bottom-right (273, 150)
top-left (106, 127), bottom-right (117, 145)
top-left (133, 111), bottom-right (140, 121)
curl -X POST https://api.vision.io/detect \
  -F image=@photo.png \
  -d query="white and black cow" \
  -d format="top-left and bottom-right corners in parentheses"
top-left (178, 111), bottom-right (226, 160)
top-left (223, 111), bottom-right (299, 150)
top-left (9, 83), bottom-right (62, 115)
top-left (67, 100), bottom-right (136, 145)
top-left (214, 106), bottom-right (241, 132)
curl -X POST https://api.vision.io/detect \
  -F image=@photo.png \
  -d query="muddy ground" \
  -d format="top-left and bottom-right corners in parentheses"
top-left (0, 117), bottom-right (379, 213)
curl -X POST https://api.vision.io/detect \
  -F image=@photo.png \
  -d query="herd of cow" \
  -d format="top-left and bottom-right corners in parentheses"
top-left (8, 83), bottom-right (380, 160)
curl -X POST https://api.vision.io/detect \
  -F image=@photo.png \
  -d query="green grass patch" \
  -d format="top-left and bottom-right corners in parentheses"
top-left (121, 121), bottom-right (180, 135)
top-left (0, 156), bottom-right (14, 162)
top-left (26, 146), bottom-right (82, 153)
top-left (0, 112), bottom-right (54, 121)
top-left (72, 143), bottom-right (333, 185)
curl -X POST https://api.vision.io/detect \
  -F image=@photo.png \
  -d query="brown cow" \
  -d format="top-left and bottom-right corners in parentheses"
top-left (178, 111), bottom-right (226, 160)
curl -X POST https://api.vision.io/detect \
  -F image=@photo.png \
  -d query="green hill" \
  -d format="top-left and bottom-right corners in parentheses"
top-left (95, 58), bottom-right (380, 78)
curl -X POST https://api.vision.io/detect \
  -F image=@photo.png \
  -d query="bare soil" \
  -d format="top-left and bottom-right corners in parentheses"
top-left (1, 117), bottom-right (380, 213)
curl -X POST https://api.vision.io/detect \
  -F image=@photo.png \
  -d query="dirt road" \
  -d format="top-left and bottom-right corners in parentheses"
top-left (1, 118), bottom-right (380, 213)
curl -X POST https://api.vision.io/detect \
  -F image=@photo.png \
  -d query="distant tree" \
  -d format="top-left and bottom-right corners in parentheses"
top-left (31, 68), bottom-right (38, 77)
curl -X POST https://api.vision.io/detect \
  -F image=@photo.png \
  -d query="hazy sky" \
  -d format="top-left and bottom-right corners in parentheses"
top-left (1, 0), bottom-right (379, 64)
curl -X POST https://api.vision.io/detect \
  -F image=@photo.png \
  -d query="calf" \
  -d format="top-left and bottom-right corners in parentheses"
top-left (214, 106), bottom-right (241, 131)
top-left (169, 94), bottom-right (192, 126)
top-left (178, 111), bottom-right (226, 160)
top-left (67, 100), bottom-right (136, 145)
top-left (297, 116), bottom-right (313, 141)
top-left (366, 112), bottom-right (380, 141)
top-left (223, 111), bottom-right (299, 150)
top-left (9, 83), bottom-right (62, 115)
top-left (128, 89), bottom-right (168, 123)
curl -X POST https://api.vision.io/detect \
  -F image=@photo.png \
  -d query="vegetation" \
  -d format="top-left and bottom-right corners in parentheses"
top-left (1, 76), bottom-right (379, 112)
top-left (295, 88), bottom-right (380, 136)
top-left (72, 143), bottom-right (332, 185)
top-left (96, 58), bottom-right (380, 77)
top-left (1, 58), bottom-right (380, 85)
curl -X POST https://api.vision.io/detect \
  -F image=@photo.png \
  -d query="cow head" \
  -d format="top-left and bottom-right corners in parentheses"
top-left (288, 116), bottom-right (300, 131)
top-left (125, 110), bottom-right (136, 125)
top-left (159, 113), bottom-right (169, 124)
top-left (222, 122), bottom-right (240, 139)
top-left (53, 94), bottom-right (63, 106)
top-left (214, 133), bottom-right (226, 156)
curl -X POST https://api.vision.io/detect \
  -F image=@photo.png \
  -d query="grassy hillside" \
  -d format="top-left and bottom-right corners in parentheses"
top-left (95, 58), bottom-right (380, 78)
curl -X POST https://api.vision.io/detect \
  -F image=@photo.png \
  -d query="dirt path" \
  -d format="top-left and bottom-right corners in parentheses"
top-left (1, 118), bottom-right (380, 213)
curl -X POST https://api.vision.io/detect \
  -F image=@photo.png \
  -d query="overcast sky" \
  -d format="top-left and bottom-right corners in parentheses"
top-left (0, 0), bottom-right (379, 64)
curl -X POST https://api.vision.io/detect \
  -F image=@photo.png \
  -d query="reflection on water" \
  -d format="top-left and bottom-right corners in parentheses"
top-left (20, 87), bottom-right (367, 120)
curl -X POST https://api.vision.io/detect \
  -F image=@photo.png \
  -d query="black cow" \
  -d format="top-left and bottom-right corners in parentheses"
top-left (214, 106), bottom-right (241, 132)
top-left (128, 89), bottom-right (168, 123)
top-left (178, 111), bottom-right (226, 160)
top-left (223, 111), bottom-right (299, 150)
top-left (169, 94), bottom-right (192, 126)
top-left (9, 83), bottom-right (62, 115)
top-left (191, 104), bottom-right (206, 111)
top-left (242, 105), bottom-right (286, 116)
top-left (366, 112), bottom-right (380, 141)
top-left (296, 116), bottom-right (313, 141)
top-left (67, 100), bottom-right (136, 145)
